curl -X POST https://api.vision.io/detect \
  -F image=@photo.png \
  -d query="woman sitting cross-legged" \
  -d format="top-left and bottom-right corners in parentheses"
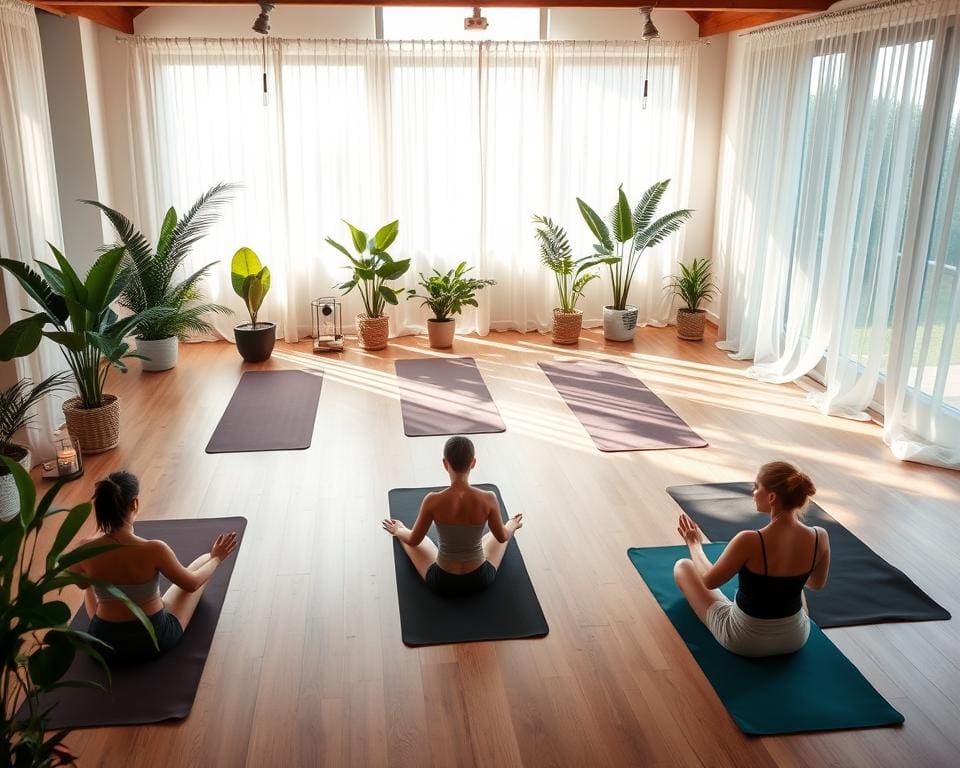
top-left (69, 471), bottom-right (239, 665)
top-left (673, 461), bottom-right (831, 657)
top-left (382, 436), bottom-right (522, 597)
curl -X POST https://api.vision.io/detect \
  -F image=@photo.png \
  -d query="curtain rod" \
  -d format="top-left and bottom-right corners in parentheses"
top-left (114, 35), bottom-right (709, 47)
top-left (741, 0), bottom-right (935, 37)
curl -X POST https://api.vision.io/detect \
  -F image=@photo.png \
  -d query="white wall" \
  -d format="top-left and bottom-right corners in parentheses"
top-left (548, 9), bottom-right (729, 292)
top-left (134, 6), bottom-right (376, 38)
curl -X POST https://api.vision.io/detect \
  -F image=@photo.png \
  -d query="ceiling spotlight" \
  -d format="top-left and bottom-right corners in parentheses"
top-left (640, 7), bottom-right (659, 41)
top-left (253, 2), bottom-right (275, 35)
top-left (464, 7), bottom-right (488, 31)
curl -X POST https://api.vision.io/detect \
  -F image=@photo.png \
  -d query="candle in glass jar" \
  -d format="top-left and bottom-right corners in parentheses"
top-left (56, 448), bottom-right (78, 475)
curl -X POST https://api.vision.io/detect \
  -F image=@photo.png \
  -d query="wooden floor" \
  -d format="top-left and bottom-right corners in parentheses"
top-left (43, 326), bottom-right (959, 767)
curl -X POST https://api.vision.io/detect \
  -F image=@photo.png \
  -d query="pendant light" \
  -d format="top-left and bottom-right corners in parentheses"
top-left (640, 7), bottom-right (659, 110)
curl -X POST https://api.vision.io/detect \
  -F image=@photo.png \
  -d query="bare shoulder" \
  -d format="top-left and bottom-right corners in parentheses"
top-left (728, 530), bottom-right (756, 549)
top-left (480, 487), bottom-right (500, 508)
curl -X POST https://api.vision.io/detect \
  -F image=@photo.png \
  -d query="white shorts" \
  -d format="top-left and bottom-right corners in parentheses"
top-left (704, 599), bottom-right (810, 657)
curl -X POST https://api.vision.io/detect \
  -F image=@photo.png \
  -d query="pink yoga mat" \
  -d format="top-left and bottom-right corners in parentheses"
top-left (538, 359), bottom-right (707, 451)
top-left (396, 357), bottom-right (506, 437)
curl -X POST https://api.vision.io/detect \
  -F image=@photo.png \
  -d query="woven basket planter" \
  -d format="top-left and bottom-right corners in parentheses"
top-left (0, 446), bottom-right (31, 521)
top-left (552, 309), bottom-right (583, 345)
top-left (62, 395), bottom-right (120, 454)
top-left (356, 314), bottom-right (390, 351)
top-left (677, 309), bottom-right (707, 341)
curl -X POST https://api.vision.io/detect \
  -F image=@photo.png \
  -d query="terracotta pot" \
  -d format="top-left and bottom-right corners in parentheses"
top-left (676, 308), bottom-right (706, 341)
top-left (0, 445), bottom-right (31, 521)
top-left (427, 318), bottom-right (456, 349)
top-left (234, 322), bottom-right (276, 362)
top-left (137, 336), bottom-right (178, 371)
top-left (552, 309), bottom-right (583, 345)
top-left (62, 395), bottom-right (120, 454)
top-left (356, 314), bottom-right (389, 351)
top-left (602, 305), bottom-right (639, 341)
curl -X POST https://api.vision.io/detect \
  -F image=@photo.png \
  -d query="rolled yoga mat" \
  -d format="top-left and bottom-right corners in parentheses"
top-left (36, 517), bottom-right (247, 729)
top-left (388, 485), bottom-right (548, 646)
top-left (395, 357), bottom-right (506, 437)
top-left (538, 360), bottom-right (707, 451)
top-left (667, 483), bottom-right (950, 628)
top-left (205, 369), bottom-right (323, 453)
top-left (627, 543), bottom-right (905, 735)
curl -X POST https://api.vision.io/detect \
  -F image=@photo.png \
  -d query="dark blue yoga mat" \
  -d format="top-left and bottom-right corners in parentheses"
top-left (627, 543), bottom-right (904, 736)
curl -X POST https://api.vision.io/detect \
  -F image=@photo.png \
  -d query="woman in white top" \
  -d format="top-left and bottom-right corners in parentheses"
top-left (382, 436), bottom-right (522, 597)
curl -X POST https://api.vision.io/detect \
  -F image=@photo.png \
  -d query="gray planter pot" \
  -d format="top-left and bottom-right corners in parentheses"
top-left (0, 445), bottom-right (31, 521)
top-left (603, 305), bottom-right (639, 341)
top-left (234, 322), bottom-right (276, 362)
top-left (137, 336), bottom-right (178, 372)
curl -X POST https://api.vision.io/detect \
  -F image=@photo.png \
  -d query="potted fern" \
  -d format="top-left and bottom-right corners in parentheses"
top-left (576, 180), bottom-right (693, 341)
top-left (532, 215), bottom-right (612, 345)
top-left (231, 247), bottom-right (274, 362)
top-left (0, 372), bottom-right (72, 521)
top-left (0, 246), bottom-right (166, 453)
top-left (1, 458), bottom-right (156, 766)
top-left (326, 220), bottom-right (410, 351)
top-left (665, 257), bottom-right (716, 341)
top-left (405, 262), bottom-right (496, 349)
top-left (84, 184), bottom-right (234, 371)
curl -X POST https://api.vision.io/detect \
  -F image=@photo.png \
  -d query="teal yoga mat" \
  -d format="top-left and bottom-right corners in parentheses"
top-left (627, 543), bottom-right (904, 736)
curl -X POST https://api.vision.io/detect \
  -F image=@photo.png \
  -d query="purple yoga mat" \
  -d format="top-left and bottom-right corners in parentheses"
top-left (538, 359), bottom-right (707, 451)
top-left (396, 357), bottom-right (506, 437)
top-left (205, 369), bottom-right (323, 453)
top-left (35, 516), bottom-right (246, 729)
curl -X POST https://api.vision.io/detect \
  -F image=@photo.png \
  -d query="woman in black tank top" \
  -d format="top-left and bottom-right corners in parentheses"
top-left (671, 462), bottom-right (832, 657)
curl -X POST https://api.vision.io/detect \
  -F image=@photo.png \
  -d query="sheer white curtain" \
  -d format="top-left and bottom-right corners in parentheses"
top-left (715, 0), bottom-right (960, 468)
top-left (124, 37), bottom-right (698, 341)
top-left (0, 0), bottom-right (68, 459)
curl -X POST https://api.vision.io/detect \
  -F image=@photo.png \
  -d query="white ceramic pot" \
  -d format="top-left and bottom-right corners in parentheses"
top-left (137, 336), bottom-right (179, 372)
top-left (602, 305), bottom-right (639, 341)
top-left (0, 445), bottom-right (31, 521)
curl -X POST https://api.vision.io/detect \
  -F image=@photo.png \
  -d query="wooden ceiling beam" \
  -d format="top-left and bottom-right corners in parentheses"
top-left (32, 1), bottom-right (834, 13)
top-left (693, 9), bottom-right (802, 35)
top-left (30, 4), bottom-right (144, 33)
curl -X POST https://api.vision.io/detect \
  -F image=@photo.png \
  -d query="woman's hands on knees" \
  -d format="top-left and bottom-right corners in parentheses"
top-left (677, 514), bottom-right (703, 546)
top-left (382, 519), bottom-right (406, 537)
top-left (506, 513), bottom-right (523, 536)
top-left (210, 532), bottom-right (239, 562)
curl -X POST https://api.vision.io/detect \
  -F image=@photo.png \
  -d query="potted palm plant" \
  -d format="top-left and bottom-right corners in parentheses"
top-left (326, 220), bottom-right (410, 351)
top-left (532, 215), bottom-right (612, 345)
top-left (1, 458), bottom-right (156, 766)
top-left (405, 262), bottom-right (496, 349)
top-left (577, 180), bottom-right (693, 341)
top-left (0, 372), bottom-right (73, 521)
top-left (0, 245), bottom-right (165, 453)
top-left (665, 257), bottom-right (716, 341)
top-left (231, 247), bottom-right (274, 363)
top-left (84, 184), bottom-right (233, 371)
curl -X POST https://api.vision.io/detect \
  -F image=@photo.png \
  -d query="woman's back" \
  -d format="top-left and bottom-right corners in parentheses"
top-left (82, 534), bottom-right (160, 585)
top-left (430, 484), bottom-right (494, 526)
top-left (741, 523), bottom-right (820, 577)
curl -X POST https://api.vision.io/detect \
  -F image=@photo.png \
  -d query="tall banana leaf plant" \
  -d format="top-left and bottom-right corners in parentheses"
top-left (576, 180), bottom-right (693, 311)
top-left (0, 245), bottom-right (164, 409)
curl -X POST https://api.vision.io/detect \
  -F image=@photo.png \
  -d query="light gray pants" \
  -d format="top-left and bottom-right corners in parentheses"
top-left (705, 599), bottom-right (810, 657)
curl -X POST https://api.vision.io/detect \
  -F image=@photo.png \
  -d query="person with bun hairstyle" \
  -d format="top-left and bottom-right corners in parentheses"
top-left (673, 462), bottom-right (831, 657)
top-left (382, 436), bottom-right (522, 597)
top-left (68, 471), bottom-right (239, 665)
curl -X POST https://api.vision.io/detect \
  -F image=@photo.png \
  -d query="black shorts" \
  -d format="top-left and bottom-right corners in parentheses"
top-left (89, 609), bottom-right (184, 665)
top-left (425, 561), bottom-right (497, 597)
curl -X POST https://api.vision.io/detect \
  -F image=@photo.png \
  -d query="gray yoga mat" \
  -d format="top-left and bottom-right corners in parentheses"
top-left (205, 369), bottom-right (323, 453)
top-left (667, 483), bottom-right (951, 628)
top-left (395, 357), bottom-right (506, 437)
top-left (388, 485), bottom-right (548, 646)
top-left (37, 517), bottom-right (246, 729)
top-left (538, 359), bottom-right (707, 451)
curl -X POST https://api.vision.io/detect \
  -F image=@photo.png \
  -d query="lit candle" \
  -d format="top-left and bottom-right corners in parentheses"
top-left (56, 448), bottom-right (78, 475)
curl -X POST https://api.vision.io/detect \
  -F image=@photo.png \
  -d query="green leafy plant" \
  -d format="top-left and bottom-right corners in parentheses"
top-left (0, 373), bottom-right (74, 473)
top-left (83, 184), bottom-right (234, 341)
top-left (326, 220), bottom-right (410, 318)
top-left (0, 458), bottom-right (155, 767)
top-left (665, 257), bottom-right (717, 311)
top-left (230, 248), bottom-right (271, 327)
top-left (576, 180), bottom-right (693, 311)
top-left (405, 262), bottom-right (496, 322)
top-left (532, 215), bottom-right (613, 313)
top-left (0, 247), bottom-right (168, 409)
